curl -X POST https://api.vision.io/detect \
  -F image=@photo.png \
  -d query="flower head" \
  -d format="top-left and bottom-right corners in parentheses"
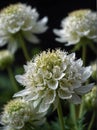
top-left (0, 3), bottom-right (48, 53)
top-left (0, 99), bottom-right (46, 130)
top-left (14, 49), bottom-right (93, 112)
top-left (0, 50), bottom-right (14, 70)
top-left (53, 9), bottom-right (97, 46)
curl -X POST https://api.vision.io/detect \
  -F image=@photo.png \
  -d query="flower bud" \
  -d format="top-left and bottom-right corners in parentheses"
top-left (0, 50), bottom-right (14, 70)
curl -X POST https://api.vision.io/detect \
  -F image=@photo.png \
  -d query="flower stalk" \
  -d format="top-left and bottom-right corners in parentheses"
top-left (88, 111), bottom-right (95, 130)
top-left (17, 33), bottom-right (30, 61)
top-left (70, 103), bottom-right (78, 130)
top-left (7, 66), bottom-right (18, 92)
top-left (57, 98), bottom-right (65, 130)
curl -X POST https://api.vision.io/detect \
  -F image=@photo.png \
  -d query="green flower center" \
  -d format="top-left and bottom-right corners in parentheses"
top-left (69, 9), bottom-right (90, 19)
top-left (4, 99), bottom-right (26, 114)
top-left (35, 50), bottom-right (62, 71)
top-left (1, 3), bottom-right (23, 15)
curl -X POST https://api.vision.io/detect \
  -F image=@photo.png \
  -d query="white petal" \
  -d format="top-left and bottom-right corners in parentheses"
top-left (58, 89), bottom-right (72, 99)
top-left (69, 93), bottom-right (81, 104)
top-left (25, 93), bottom-right (39, 101)
top-left (8, 38), bottom-right (18, 54)
top-left (32, 17), bottom-right (48, 33)
top-left (76, 59), bottom-right (83, 67)
top-left (60, 80), bottom-right (70, 91)
top-left (82, 66), bottom-right (92, 82)
top-left (33, 98), bottom-right (41, 108)
top-left (43, 71), bottom-right (52, 79)
top-left (53, 66), bottom-right (65, 80)
top-left (75, 83), bottom-right (94, 95)
top-left (44, 90), bottom-right (56, 104)
top-left (53, 72), bottom-right (65, 80)
top-left (7, 26), bottom-right (20, 34)
top-left (23, 31), bottom-right (40, 43)
top-left (53, 29), bottom-right (65, 37)
top-left (71, 81), bottom-right (81, 89)
top-left (66, 37), bottom-right (80, 46)
top-left (21, 23), bottom-right (33, 31)
top-left (55, 37), bottom-right (68, 43)
top-left (15, 75), bottom-right (25, 85)
top-left (39, 99), bottom-right (50, 113)
top-left (77, 30), bottom-right (90, 36)
top-left (68, 53), bottom-right (75, 60)
top-left (47, 79), bottom-right (58, 90)
top-left (0, 37), bottom-right (8, 46)
top-left (13, 88), bottom-right (31, 97)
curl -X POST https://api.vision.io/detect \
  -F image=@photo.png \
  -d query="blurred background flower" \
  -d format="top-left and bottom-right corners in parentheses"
top-left (0, 3), bottom-right (48, 54)
top-left (53, 9), bottom-right (97, 45)
top-left (0, 98), bottom-right (46, 130)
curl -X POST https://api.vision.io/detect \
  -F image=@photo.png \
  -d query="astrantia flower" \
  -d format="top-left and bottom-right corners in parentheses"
top-left (14, 49), bottom-right (94, 112)
top-left (0, 50), bottom-right (14, 70)
top-left (53, 9), bottom-right (97, 46)
top-left (0, 3), bottom-right (48, 53)
top-left (0, 99), bottom-right (46, 130)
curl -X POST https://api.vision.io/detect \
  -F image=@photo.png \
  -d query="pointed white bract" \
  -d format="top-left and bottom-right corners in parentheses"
top-left (53, 9), bottom-right (97, 45)
top-left (14, 49), bottom-right (93, 112)
top-left (0, 3), bottom-right (48, 53)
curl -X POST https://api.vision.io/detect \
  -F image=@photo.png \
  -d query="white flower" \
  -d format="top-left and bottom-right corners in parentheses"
top-left (0, 3), bottom-right (48, 53)
top-left (14, 49), bottom-right (94, 112)
top-left (53, 9), bottom-right (97, 46)
top-left (0, 99), bottom-right (46, 130)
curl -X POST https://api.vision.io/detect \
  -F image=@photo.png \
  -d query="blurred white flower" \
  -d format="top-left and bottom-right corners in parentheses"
top-left (0, 3), bottom-right (48, 53)
top-left (53, 9), bottom-right (97, 46)
top-left (0, 99), bottom-right (46, 130)
top-left (14, 49), bottom-right (93, 112)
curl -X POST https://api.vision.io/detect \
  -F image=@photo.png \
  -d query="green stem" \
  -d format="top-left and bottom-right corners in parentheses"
top-left (57, 98), bottom-right (65, 130)
top-left (88, 111), bottom-right (95, 130)
top-left (89, 42), bottom-right (97, 54)
top-left (17, 33), bottom-right (30, 61)
top-left (79, 44), bottom-right (86, 119)
top-left (7, 67), bottom-right (18, 92)
top-left (70, 103), bottom-right (78, 130)
top-left (79, 99), bottom-right (84, 119)
top-left (82, 44), bottom-right (86, 66)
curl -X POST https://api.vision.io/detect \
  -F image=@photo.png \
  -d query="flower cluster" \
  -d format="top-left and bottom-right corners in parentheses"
top-left (54, 9), bottom-right (97, 45)
top-left (0, 3), bottom-right (48, 53)
top-left (1, 99), bottom-right (46, 130)
top-left (14, 49), bottom-right (93, 112)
